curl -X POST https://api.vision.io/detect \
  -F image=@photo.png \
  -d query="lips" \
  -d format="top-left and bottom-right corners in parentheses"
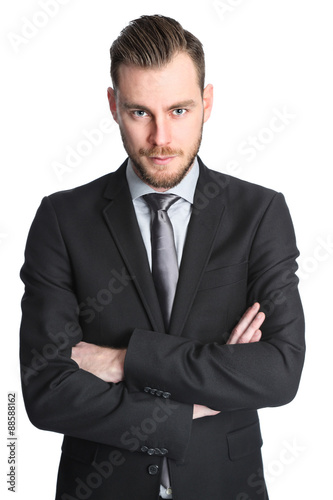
top-left (148, 156), bottom-right (177, 166)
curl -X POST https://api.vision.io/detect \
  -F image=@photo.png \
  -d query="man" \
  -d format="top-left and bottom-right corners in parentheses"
top-left (20, 15), bottom-right (305, 500)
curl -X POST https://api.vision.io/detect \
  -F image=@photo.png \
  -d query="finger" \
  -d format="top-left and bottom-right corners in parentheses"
top-left (227, 303), bottom-right (260, 344)
top-left (228, 311), bottom-right (265, 345)
top-left (235, 313), bottom-right (265, 345)
top-left (249, 329), bottom-right (262, 343)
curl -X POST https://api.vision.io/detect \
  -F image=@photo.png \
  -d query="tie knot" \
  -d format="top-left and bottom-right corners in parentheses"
top-left (143, 193), bottom-right (180, 213)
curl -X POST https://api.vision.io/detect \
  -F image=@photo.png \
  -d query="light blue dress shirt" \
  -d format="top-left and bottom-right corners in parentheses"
top-left (126, 157), bottom-right (200, 269)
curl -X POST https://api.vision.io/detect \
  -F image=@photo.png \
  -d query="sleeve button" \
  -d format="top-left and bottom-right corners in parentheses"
top-left (148, 465), bottom-right (159, 475)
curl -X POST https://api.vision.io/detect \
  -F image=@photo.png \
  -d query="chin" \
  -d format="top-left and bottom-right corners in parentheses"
top-left (130, 152), bottom-right (196, 190)
top-left (146, 168), bottom-right (190, 190)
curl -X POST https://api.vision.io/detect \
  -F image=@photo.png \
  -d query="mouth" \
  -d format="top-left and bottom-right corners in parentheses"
top-left (148, 156), bottom-right (177, 166)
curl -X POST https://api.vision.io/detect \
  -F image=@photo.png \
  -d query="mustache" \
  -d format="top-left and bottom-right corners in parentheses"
top-left (139, 147), bottom-right (183, 157)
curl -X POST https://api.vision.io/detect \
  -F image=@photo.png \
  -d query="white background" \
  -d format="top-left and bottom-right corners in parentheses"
top-left (1, 0), bottom-right (332, 498)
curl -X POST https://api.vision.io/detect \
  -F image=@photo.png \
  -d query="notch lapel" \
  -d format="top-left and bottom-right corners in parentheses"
top-left (103, 163), bottom-right (165, 333)
top-left (169, 161), bottom-right (226, 336)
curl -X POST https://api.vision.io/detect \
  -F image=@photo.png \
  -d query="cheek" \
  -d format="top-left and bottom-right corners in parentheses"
top-left (121, 120), bottom-right (148, 147)
top-left (176, 119), bottom-right (202, 144)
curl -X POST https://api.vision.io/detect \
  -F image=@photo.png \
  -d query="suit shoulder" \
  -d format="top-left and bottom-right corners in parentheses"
top-left (47, 172), bottom-right (112, 206)
top-left (34, 163), bottom-right (127, 225)
top-left (43, 159), bottom-right (127, 213)
top-left (199, 166), bottom-right (289, 224)
top-left (207, 168), bottom-right (278, 201)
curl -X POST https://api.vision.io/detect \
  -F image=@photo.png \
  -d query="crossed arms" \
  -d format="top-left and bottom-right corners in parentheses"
top-left (71, 303), bottom-right (266, 419)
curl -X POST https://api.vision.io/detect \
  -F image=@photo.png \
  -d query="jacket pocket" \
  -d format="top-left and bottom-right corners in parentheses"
top-left (198, 262), bottom-right (248, 291)
top-left (61, 435), bottom-right (99, 464)
top-left (227, 421), bottom-right (263, 461)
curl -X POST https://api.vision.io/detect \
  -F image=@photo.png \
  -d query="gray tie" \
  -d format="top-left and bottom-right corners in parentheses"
top-left (143, 193), bottom-right (180, 498)
top-left (143, 193), bottom-right (180, 330)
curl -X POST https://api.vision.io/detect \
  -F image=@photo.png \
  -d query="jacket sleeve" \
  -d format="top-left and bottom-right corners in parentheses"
top-left (124, 192), bottom-right (305, 411)
top-left (20, 196), bottom-right (192, 461)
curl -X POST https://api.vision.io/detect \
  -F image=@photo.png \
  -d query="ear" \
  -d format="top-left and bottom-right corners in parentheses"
top-left (107, 87), bottom-right (119, 123)
top-left (203, 84), bottom-right (214, 123)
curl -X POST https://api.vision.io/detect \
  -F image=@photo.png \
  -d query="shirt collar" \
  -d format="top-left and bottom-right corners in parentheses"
top-left (126, 157), bottom-right (199, 204)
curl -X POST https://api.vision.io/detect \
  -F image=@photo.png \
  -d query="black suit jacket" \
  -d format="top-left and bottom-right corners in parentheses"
top-left (20, 158), bottom-right (305, 499)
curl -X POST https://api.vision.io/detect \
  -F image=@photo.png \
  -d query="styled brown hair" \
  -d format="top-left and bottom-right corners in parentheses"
top-left (110, 15), bottom-right (205, 93)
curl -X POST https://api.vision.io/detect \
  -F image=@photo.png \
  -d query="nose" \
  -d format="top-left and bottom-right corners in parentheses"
top-left (148, 117), bottom-right (171, 147)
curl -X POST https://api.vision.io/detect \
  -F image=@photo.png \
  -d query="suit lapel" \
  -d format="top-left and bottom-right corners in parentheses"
top-left (102, 159), bottom-right (226, 337)
top-left (103, 162), bottom-right (165, 333)
top-left (169, 160), bottom-right (226, 336)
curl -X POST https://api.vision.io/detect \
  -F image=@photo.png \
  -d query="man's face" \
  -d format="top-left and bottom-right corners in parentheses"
top-left (108, 52), bottom-right (213, 191)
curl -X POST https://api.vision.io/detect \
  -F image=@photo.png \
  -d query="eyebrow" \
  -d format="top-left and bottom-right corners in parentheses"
top-left (121, 99), bottom-right (197, 113)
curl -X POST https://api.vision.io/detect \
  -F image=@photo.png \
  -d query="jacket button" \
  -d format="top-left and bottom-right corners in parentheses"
top-left (148, 464), bottom-right (159, 475)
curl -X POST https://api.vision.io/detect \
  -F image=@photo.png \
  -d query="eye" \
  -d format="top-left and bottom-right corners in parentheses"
top-left (173, 109), bottom-right (187, 116)
top-left (133, 110), bottom-right (148, 117)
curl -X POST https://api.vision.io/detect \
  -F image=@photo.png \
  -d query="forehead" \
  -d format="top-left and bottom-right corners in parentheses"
top-left (116, 52), bottom-right (201, 105)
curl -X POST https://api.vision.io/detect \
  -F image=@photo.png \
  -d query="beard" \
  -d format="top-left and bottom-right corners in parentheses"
top-left (119, 123), bottom-right (203, 190)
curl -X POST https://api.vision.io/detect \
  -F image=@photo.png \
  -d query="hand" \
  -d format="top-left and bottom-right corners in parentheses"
top-left (193, 404), bottom-right (220, 420)
top-left (71, 341), bottom-right (126, 383)
top-left (227, 302), bottom-right (265, 345)
top-left (193, 303), bottom-right (265, 419)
